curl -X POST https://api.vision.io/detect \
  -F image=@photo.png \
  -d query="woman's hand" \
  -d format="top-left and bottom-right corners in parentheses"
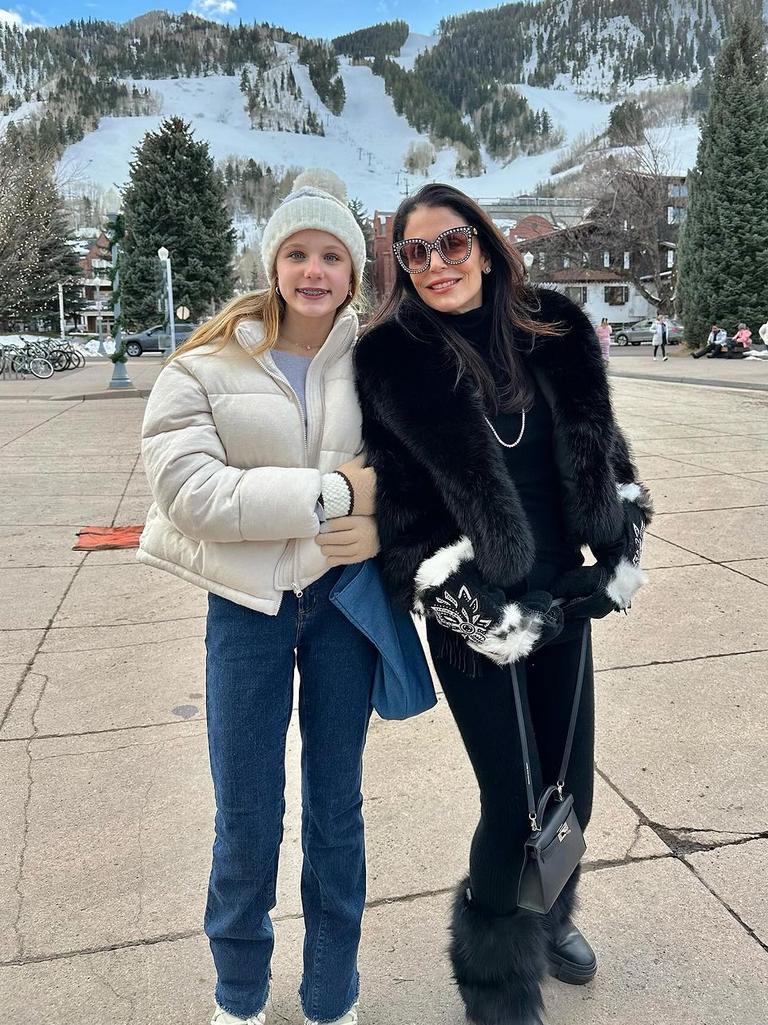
top-left (315, 514), bottom-right (380, 565)
top-left (334, 454), bottom-right (377, 516)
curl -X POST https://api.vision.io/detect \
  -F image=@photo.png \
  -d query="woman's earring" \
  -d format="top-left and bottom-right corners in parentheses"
top-left (483, 265), bottom-right (492, 275)
top-left (275, 283), bottom-right (282, 297)
top-left (347, 288), bottom-right (353, 298)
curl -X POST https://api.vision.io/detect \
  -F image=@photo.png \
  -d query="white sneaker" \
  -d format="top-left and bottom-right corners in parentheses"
top-left (304, 1002), bottom-right (358, 1025)
top-left (652, 356), bottom-right (657, 360)
top-left (212, 1004), bottom-right (266, 1025)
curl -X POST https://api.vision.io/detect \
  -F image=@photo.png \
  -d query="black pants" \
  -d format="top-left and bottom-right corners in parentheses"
top-left (653, 342), bottom-right (667, 357)
top-left (427, 619), bottom-right (594, 914)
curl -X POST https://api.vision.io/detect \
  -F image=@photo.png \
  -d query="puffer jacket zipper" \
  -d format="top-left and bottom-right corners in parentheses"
top-left (257, 354), bottom-right (309, 596)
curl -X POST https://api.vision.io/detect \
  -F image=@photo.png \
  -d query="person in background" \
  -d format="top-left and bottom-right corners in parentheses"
top-left (596, 317), bottom-right (612, 361)
top-left (652, 313), bottom-right (669, 361)
top-left (732, 323), bottom-right (752, 349)
top-left (691, 323), bottom-right (728, 358)
top-left (138, 169), bottom-right (379, 1025)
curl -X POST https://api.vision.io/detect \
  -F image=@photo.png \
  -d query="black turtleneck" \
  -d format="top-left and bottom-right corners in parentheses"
top-left (435, 303), bottom-right (580, 591)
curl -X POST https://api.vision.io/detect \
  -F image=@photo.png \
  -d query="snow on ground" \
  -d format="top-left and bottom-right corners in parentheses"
top-left (53, 47), bottom-right (702, 217)
top-left (0, 98), bottom-right (41, 135)
top-left (393, 32), bottom-right (438, 71)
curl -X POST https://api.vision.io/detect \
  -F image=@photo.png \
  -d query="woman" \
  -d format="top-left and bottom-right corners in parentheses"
top-left (596, 317), bottom-right (612, 361)
top-left (354, 184), bottom-right (652, 1025)
top-left (651, 313), bottom-right (669, 360)
top-left (138, 170), bottom-right (378, 1025)
top-left (732, 322), bottom-right (752, 349)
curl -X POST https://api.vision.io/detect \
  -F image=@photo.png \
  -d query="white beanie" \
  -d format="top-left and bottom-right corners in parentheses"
top-left (261, 168), bottom-right (367, 288)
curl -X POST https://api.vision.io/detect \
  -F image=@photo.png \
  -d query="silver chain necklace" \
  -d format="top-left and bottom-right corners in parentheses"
top-left (484, 408), bottom-right (527, 448)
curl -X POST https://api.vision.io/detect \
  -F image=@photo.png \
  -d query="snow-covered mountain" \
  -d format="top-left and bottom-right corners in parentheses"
top-left (0, 5), bottom-right (741, 216)
top-left (52, 36), bottom-right (699, 214)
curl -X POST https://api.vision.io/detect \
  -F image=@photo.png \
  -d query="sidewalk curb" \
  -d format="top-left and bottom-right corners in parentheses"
top-left (0, 390), bottom-right (150, 402)
top-left (608, 370), bottom-right (768, 393)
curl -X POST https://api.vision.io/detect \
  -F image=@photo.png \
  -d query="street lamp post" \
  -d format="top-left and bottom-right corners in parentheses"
top-left (57, 282), bottom-right (66, 339)
top-left (109, 238), bottom-right (133, 390)
top-left (157, 246), bottom-right (177, 355)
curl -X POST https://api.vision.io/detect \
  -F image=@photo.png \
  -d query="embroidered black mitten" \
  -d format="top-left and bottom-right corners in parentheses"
top-left (413, 536), bottom-right (563, 664)
top-left (591, 482), bottom-right (652, 611)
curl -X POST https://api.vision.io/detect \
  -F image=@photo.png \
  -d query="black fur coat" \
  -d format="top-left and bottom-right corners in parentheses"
top-left (354, 288), bottom-right (651, 612)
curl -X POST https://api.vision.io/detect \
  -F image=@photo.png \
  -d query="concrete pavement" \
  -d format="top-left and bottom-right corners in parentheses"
top-left (0, 363), bottom-right (767, 1024)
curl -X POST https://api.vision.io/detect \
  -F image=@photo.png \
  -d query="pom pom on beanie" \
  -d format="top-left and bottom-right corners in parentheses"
top-left (261, 168), bottom-right (367, 288)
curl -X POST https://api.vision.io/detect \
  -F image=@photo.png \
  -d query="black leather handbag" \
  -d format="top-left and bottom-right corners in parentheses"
top-left (511, 618), bottom-right (590, 914)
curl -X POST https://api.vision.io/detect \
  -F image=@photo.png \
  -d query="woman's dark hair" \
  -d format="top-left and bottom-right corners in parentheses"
top-left (365, 183), bottom-right (563, 413)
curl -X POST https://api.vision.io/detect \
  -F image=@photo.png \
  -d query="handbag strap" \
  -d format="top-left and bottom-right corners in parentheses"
top-left (509, 619), bottom-right (590, 832)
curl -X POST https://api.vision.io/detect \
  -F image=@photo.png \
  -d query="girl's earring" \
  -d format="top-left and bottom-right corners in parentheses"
top-left (347, 288), bottom-right (353, 298)
top-left (275, 283), bottom-right (282, 297)
top-left (483, 265), bottom-right (492, 275)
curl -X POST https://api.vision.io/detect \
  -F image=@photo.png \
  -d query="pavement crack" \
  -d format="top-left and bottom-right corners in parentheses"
top-left (11, 671), bottom-right (51, 960)
top-left (648, 823), bottom-right (768, 856)
top-left (0, 718), bottom-right (207, 745)
top-left (595, 646), bottom-right (768, 673)
top-left (135, 751), bottom-right (161, 930)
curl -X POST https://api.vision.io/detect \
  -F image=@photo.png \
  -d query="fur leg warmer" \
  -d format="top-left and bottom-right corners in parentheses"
top-left (448, 878), bottom-right (547, 1025)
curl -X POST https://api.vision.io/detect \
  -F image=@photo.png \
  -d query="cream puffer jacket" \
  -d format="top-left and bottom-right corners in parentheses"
top-left (137, 308), bottom-right (362, 614)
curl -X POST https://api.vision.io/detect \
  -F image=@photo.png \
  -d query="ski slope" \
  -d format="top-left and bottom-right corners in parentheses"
top-left (53, 40), bottom-right (701, 217)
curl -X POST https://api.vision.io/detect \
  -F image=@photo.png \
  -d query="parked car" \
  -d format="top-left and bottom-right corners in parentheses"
top-left (614, 318), bottom-right (684, 346)
top-left (124, 322), bottom-right (198, 356)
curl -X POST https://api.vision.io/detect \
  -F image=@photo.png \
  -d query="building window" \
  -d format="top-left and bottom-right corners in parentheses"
top-left (667, 205), bottom-right (684, 225)
top-left (538, 252), bottom-right (546, 270)
top-left (564, 286), bottom-right (588, 305)
top-left (669, 183), bottom-right (688, 198)
top-left (604, 285), bottom-right (629, 306)
top-left (603, 251), bottom-right (610, 268)
top-left (563, 255), bottom-right (571, 268)
top-left (667, 249), bottom-right (675, 268)
top-left (623, 251), bottom-right (630, 270)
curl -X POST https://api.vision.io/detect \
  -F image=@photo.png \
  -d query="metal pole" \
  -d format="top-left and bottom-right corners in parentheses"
top-left (58, 282), bottom-right (66, 339)
top-left (165, 258), bottom-right (177, 353)
top-left (109, 240), bottom-right (133, 390)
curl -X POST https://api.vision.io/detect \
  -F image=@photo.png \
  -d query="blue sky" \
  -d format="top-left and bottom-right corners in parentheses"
top-left (0, 0), bottom-right (505, 37)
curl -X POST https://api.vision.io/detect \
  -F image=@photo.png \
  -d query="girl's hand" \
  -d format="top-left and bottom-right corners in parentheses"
top-left (315, 515), bottom-right (380, 565)
top-left (334, 455), bottom-right (377, 516)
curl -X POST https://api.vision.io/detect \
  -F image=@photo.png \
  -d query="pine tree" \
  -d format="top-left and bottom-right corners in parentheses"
top-left (120, 117), bottom-right (235, 328)
top-left (677, 1), bottom-right (768, 343)
top-left (0, 140), bottom-right (82, 329)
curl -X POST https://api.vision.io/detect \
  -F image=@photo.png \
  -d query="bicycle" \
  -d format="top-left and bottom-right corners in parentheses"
top-left (7, 338), bottom-right (54, 379)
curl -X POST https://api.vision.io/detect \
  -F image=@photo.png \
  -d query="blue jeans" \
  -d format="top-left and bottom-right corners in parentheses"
top-left (204, 568), bottom-right (377, 1021)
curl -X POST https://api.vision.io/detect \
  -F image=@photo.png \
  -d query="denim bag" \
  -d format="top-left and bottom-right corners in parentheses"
top-left (330, 559), bottom-right (437, 720)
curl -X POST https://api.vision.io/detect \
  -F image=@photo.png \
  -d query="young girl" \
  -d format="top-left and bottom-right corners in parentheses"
top-left (354, 184), bottom-right (651, 1025)
top-left (138, 170), bottom-right (378, 1025)
top-left (596, 317), bottom-right (612, 361)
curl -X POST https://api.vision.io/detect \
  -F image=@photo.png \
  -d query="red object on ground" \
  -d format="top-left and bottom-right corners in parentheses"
top-left (73, 525), bottom-right (144, 551)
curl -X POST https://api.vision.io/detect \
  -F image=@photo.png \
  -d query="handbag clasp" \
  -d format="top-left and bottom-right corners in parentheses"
top-left (529, 812), bottom-right (540, 833)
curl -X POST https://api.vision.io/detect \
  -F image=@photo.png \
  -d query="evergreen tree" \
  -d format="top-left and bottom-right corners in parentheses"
top-left (0, 140), bottom-right (81, 329)
top-left (677, 1), bottom-right (768, 343)
top-left (121, 117), bottom-right (236, 328)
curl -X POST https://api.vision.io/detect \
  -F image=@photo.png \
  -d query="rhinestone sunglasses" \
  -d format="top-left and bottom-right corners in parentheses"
top-left (393, 225), bottom-right (478, 275)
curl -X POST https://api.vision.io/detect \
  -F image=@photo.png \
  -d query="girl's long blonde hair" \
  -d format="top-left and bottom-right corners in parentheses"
top-left (167, 275), bottom-right (365, 364)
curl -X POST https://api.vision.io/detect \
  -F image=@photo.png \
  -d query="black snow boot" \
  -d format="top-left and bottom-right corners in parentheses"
top-left (544, 866), bottom-right (597, 985)
top-left (448, 878), bottom-right (547, 1025)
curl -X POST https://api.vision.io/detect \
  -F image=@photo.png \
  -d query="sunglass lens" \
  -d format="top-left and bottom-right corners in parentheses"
top-left (440, 231), bottom-right (470, 261)
top-left (400, 241), bottom-right (428, 271)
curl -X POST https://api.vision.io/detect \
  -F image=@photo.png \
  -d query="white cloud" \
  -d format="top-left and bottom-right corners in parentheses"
top-left (189, 0), bottom-right (237, 19)
top-left (0, 8), bottom-right (24, 27)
